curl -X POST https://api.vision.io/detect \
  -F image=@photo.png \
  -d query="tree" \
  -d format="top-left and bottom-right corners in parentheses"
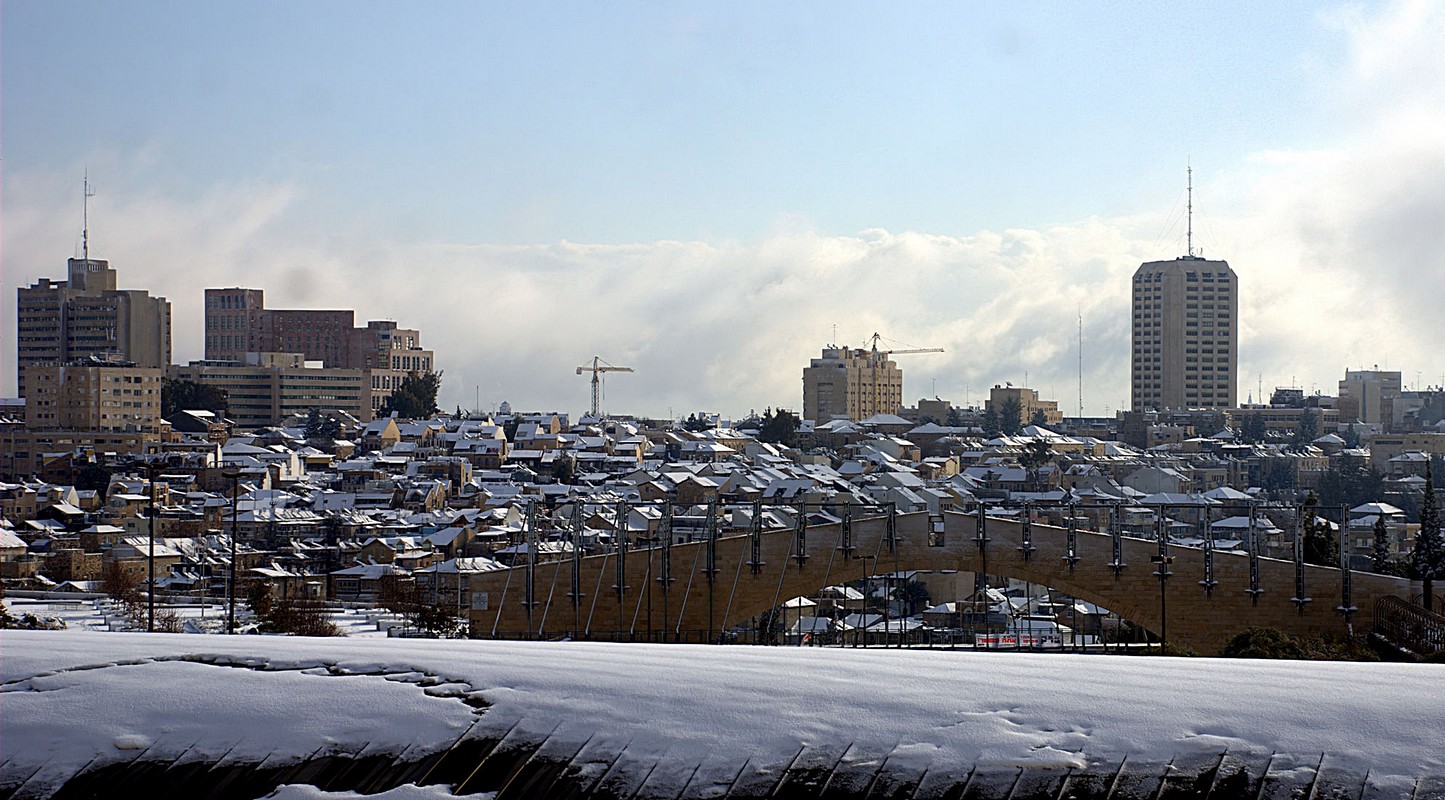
top-left (758, 407), bottom-right (801, 447)
top-left (1340, 425), bottom-right (1361, 449)
top-left (1301, 492), bottom-right (1337, 567)
top-left (161, 378), bottom-right (229, 417)
top-left (981, 407), bottom-right (1001, 437)
top-left (1290, 408), bottom-right (1319, 451)
top-left (1239, 414), bottom-right (1268, 445)
top-left (1318, 462), bottom-right (1385, 512)
top-left (380, 371), bottom-right (442, 419)
top-left (683, 413), bottom-right (711, 432)
top-left (1018, 439), bottom-right (1054, 487)
top-left (1413, 468), bottom-right (1443, 612)
top-left (999, 397), bottom-right (1023, 436)
top-left (304, 408), bottom-right (341, 440)
top-left (892, 580), bottom-right (931, 616)
top-left (945, 406), bottom-right (965, 427)
top-left (1029, 408), bottom-right (1047, 427)
top-left (248, 582), bottom-right (342, 636)
top-left (73, 461), bottom-right (113, 501)
top-left (1372, 513), bottom-right (1393, 573)
top-left (552, 454), bottom-right (576, 485)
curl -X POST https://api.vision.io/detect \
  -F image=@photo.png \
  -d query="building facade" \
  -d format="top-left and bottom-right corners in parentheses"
top-left (1130, 257), bottom-right (1238, 411)
top-left (1338, 369), bottom-right (1402, 427)
top-left (16, 259), bottom-right (171, 398)
top-left (802, 345), bottom-right (903, 422)
top-left (985, 385), bottom-right (1063, 426)
top-left (170, 353), bottom-right (373, 429)
top-left (203, 290), bottom-right (433, 412)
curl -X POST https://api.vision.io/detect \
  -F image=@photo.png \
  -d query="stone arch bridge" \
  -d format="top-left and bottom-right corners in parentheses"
top-left (466, 507), bottom-right (1412, 653)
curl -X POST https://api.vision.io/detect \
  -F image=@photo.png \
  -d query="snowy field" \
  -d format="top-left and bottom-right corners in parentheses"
top-left (2, 629), bottom-right (1443, 798)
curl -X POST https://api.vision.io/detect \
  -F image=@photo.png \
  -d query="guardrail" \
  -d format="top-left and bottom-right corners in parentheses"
top-left (1374, 595), bottom-right (1445, 658)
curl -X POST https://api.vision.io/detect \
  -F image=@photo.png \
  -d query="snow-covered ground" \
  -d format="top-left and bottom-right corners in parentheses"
top-left (2, 595), bottom-right (394, 637)
top-left (2, 630), bottom-right (1442, 798)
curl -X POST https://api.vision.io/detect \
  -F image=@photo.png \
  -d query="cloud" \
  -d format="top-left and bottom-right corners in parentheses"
top-left (4, 1), bottom-right (1442, 417)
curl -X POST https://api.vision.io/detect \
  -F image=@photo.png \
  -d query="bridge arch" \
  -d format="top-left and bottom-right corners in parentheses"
top-left (467, 510), bottom-right (1413, 653)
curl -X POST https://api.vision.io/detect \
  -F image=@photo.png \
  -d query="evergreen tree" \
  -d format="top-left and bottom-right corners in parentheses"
top-left (1372, 513), bottom-right (1392, 573)
top-left (162, 378), bottom-right (229, 417)
top-left (981, 407), bottom-right (1001, 437)
top-left (1290, 408), bottom-right (1319, 451)
top-left (1029, 408), bottom-right (1047, 427)
top-left (380, 371), bottom-right (442, 419)
top-left (1414, 468), bottom-right (1443, 611)
top-left (1301, 492), bottom-right (1337, 566)
top-left (945, 406), bottom-right (964, 427)
top-left (1240, 414), bottom-right (1268, 445)
top-left (1000, 397), bottom-right (1023, 436)
top-left (758, 407), bottom-right (801, 447)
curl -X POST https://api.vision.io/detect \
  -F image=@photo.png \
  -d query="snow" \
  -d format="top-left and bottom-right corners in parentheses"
top-left (3, 630), bottom-right (1444, 797)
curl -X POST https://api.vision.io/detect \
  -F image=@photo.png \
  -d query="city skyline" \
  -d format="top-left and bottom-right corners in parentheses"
top-left (4, 2), bottom-right (1444, 418)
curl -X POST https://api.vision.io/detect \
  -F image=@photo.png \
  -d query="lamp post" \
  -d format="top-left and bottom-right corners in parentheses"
top-left (222, 469), bottom-right (242, 634)
top-left (147, 462), bottom-right (159, 632)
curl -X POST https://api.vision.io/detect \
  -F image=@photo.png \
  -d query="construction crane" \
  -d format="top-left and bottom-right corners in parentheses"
top-left (576, 356), bottom-right (634, 419)
top-left (867, 332), bottom-right (944, 365)
top-left (860, 333), bottom-right (943, 419)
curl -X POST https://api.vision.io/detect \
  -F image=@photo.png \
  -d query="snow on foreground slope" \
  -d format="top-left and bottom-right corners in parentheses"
top-left (2, 630), bottom-right (1443, 797)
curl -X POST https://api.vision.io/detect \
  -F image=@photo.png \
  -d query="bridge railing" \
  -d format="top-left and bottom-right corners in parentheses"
top-left (1373, 595), bottom-right (1445, 658)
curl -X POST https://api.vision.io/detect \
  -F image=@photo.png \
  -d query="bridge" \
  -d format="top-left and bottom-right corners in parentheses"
top-left (467, 506), bottom-right (1414, 653)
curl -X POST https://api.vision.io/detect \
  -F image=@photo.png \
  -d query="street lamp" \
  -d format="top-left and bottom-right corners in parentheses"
top-left (147, 462), bottom-right (160, 632)
top-left (222, 469), bottom-right (242, 634)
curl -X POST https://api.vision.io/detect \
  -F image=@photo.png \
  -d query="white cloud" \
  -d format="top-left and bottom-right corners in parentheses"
top-left (4, 1), bottom-right (1442, 417)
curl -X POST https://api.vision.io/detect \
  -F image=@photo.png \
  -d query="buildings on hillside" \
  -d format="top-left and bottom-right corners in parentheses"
top-left (2, 362), bottom-right (166, 477)
top-left (1338, 370), bottom-right (1403, 427)
top-left (802, 345), bottom-right (905, 422)
top-left (170, 353), bottom-right (373, 429)
top-left (1130, 255), bottom-right (1238, 411)
top-left (986, 385), bottom-right (1062, 426)
top-left (16, 258), bottom-right (172, 398)
top-left (203, 289), bottom-right (433, 412)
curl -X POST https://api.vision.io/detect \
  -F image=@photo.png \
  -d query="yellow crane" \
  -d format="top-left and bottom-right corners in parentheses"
top-left (576, 356), bottom-right (634, 418)
top-left (867, 332), bottom-right (944, 365)
top-left (863, 332), bottom-right (944, 417)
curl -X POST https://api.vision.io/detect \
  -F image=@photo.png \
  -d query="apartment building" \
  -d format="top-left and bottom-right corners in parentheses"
top-left (16, 258), bottom-right (171, 398)
top-left (171, 353), bottom-right (373, 429)
top-left (1131, 256), bottom-right (1238, 410)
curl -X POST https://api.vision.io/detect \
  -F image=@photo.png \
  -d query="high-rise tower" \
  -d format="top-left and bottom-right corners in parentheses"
top-left (1130, 171), bottom-right (1238, 411)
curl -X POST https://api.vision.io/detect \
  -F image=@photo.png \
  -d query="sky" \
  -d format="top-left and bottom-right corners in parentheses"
top-left (3, 1), bottom-right (1443, 419)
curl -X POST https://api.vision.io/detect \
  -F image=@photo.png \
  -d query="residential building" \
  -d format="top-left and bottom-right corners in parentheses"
top-left (24, 363), bottom-right (163, 434)
top-left (17, 258), bottom-right (171, 398)
top-left (203, 289), bottom-right (434, 412)
top-left (170, 353), bottom-right (373, 429)
top-left (802, 345), bottom-right (903, 422)
top-left (1338, 369), bottom-right (1402, 427)
top-left (985, 385), bottom-right (1062, 426)
top-left (1130, 256), bottom-right (1238, 411)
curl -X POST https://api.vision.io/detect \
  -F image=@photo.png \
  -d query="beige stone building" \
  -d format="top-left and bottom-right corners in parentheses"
top-left (802, 345), bottom-right (903, 422)
top-left (24, 363), bottom-right (164, 434)
top-left (1338, 369), bottom-right (1401, 426)
top-left (16, 259), bottom-right (171, 398)
top-left (170, 353), bottom-right (373, 430)
top-left (985, 385), bottom-right (1062, 426)
top-left (1130, 257), bottom-right (1238, 410)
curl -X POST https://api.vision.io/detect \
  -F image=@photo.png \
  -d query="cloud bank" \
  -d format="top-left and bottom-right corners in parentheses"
top-left (3, 1), bottom-right (1442, 419)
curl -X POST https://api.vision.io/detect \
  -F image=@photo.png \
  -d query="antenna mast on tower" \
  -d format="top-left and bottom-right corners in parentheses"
top-left (82, 170), bottom-right (96, 263)
top-left (1186, 162), bottom-right (1194, 258)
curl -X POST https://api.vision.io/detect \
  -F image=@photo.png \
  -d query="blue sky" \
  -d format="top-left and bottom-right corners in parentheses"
top-left (4, 2), bottom-right (1443, 417)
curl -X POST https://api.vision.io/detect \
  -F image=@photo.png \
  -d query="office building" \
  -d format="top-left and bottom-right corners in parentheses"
top-left (802, 345), bottom-right (903, 422)
top-left (170, 352), bottom-right (373, 430)
top-left (203, 289), bottom-right (433, 412)
top-left (1130, 256), bottom-right (1238, 411)
top-left (16, 258), bottom-right (171, 398)
top-left (1338, 369), bottom-right (1402, 426)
